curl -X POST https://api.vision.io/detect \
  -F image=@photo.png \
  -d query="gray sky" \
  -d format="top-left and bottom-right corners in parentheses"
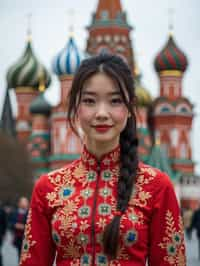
top-left (0, 0), bottom-right (200, 172)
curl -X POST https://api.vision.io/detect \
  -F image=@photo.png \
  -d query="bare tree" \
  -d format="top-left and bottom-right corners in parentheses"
top-left (0, 132), bottom-right (34, 204)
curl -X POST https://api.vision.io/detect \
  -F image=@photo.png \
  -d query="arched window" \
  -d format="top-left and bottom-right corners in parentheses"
top-left (155, 103), bottom-right (173, 114)
top-left (171, 128), bottom-right (178, 147)
top-left (98, 47), bottom-right (110, 55)
top-left (161, 143), bottom-right (169, 156)
top-left (68, 135), bottom-right (77, 153)
top-left (160, 106), bottom-right (170, 113)
top-left (101, 10), bottom-right (109, 20)
top-left (180, 143), bottom-right (187, 159)
top-left (176, 104), bottom-right (191, 114)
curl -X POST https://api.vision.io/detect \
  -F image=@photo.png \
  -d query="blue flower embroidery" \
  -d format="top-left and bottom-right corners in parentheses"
top-left (124, 230), bottom-right (138, 246)
top-left (59, 186), bottom-right (74, 199)
top-left (96, 254), bottom-right (108, 265)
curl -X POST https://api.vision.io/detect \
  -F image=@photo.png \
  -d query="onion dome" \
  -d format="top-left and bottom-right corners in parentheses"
top-left (30, 93), bottom-right (51, 116)
top-left (6, 40), bottom-right (51, 90)
top-left (154, 35), bottom-right (188, 73)
top-left (134, 67), bottom-right (152, 107)
top-left (52, 36), bottom-right (83, 76)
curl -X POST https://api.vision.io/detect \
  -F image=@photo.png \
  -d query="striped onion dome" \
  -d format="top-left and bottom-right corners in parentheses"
top-left (134, 67), bottom-right (152, 107)
top-left (30, 93), bottom-right (51, 115)
top-left (6, 40), bottom-right (51, 90)
top-left (52, 36), bottom-right (82, 76)
top-left (154, 35), bottom-right (188, 73)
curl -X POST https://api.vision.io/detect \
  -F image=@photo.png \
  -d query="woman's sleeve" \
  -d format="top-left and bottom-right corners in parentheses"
top-left (148, 173), bottom-right (186, 266)
top-left (19, 176), bottom-right (56, 266)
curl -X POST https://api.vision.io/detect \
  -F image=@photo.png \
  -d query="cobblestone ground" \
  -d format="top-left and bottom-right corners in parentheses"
top-left (2, 230), bottom-right (200, 266)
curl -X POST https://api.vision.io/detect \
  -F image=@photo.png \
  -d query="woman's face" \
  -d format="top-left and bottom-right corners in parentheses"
top-left (77, 72), bottom-right (129, 149)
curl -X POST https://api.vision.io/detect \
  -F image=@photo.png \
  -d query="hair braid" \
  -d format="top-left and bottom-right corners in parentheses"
top-left (103, 115), bottom-right (138, 258)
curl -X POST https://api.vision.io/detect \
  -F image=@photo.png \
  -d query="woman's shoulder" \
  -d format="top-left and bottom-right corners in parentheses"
top-left (137, 161), bottom-right (173, 190)
top-left (35, 159), bottom-right (81, 192)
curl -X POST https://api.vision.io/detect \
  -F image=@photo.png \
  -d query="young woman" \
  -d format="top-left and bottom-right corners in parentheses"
top-left (19, 54), bottom-right (186, 266)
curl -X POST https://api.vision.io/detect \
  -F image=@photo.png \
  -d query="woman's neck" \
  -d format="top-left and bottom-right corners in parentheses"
top-left (85, 138), bottom-right (119, 160)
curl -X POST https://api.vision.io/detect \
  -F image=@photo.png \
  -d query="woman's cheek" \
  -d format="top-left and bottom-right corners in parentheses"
top-left (77, 105), bottom-right (91, 122)
top-left (113, 106), bottom-right (129, 122)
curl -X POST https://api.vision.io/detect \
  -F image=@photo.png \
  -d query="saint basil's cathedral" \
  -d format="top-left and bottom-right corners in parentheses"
top-left (1, 0), bottom-right (199, 208)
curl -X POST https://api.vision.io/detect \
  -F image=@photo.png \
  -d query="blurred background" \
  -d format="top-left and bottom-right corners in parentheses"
top-left (0, 0), bottom-right (199, 265)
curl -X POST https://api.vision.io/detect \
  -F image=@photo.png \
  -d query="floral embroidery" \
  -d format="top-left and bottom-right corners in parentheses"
top-left (100, 187), bottom-right (111, 198)
top-left (96, 253), bottom-right (108, 265)
top-left (62, 239), bottom-right (81, 258)
top-left (46, 166), bottom-right (76, 207)
top-left (98, 203), bottom-right (111, 216)
top-left (158, 210), bottom-right (186, 265)
top-left (78, 205), bottom-right (91, 218)
top-left (52, 230), bottom-right (61, 245)
top-left (124, 230), bottom-right (138, 246)
top-left (19, 209), bottom-right (36, 265)
top-left (129, 166), bottom-right (156, 208)
top-left (23, 143), bottom-right (185, 266)
top-left (80, 253), bottom-right (92, 265)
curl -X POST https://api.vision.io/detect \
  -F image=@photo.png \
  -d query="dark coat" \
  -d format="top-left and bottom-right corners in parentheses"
top-left (0, 207), bottom-right (7, 245)
top-left (190, 208), bottom-right (200, 237)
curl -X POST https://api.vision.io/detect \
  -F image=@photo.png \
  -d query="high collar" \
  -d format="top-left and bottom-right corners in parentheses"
top-left (81, 144), bottom-right (120, 171)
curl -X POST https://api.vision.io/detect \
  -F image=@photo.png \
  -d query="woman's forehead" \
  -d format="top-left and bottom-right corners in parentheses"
top-left (82, 73), bottom-right (121, 95)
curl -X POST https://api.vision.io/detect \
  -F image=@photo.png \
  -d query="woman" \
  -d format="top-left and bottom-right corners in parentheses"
top-left (19, 54), bottom-right (186, 266)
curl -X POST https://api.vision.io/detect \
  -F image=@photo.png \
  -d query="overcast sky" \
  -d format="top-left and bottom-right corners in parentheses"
top-left (0, 0), bottom-right (200, 172)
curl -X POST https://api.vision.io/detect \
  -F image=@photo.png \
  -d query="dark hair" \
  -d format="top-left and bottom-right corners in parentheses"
top-left (67, 54), bottom-right (138, 258)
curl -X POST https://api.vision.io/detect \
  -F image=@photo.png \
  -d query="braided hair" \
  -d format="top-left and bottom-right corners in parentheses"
top-left (67, 54), bottom-right (138, 258)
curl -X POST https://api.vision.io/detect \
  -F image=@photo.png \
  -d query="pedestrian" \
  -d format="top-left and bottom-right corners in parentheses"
top-left (182, 204), bottom-right (193, 240)
top-left (10, 197), bottom-right (29, 260)
top-left (189, 201), bottom-right (200, 260)
top-left (19, 54), bottom-right (186, 265)
top-left (0, 202), bottom-right (7, 266)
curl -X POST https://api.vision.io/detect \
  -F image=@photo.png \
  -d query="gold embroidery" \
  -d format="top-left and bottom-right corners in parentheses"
top-left (129, 167), bottom-right (155, 208)
top-left (73, 162), bottom-right (87, 180)
top-left (63, 239), bottom-right (81, 258)
top-left (97, 217), bottom-right (107, 229)
top-left (19, 209), bottom-right (36, 265)
top-left (158, 210), bottom-right (186, 265)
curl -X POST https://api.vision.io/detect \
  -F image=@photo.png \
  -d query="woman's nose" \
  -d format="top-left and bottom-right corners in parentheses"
top-left (95, 103), bottom-right (109, 119)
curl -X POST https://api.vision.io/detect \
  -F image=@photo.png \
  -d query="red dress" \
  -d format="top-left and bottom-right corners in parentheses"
top-left (19, 146), bottom-right (186, 266)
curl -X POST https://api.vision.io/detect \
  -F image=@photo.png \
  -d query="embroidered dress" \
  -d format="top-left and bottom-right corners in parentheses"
top-left (19, 146), bottom-right (186, 266)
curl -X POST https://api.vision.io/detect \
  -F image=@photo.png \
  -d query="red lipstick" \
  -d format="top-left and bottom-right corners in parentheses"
top-left (93, 125), bottom-right (112, 133)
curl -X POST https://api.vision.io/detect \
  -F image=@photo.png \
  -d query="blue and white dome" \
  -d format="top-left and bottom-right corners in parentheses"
top-left (52, 36), bottom-right (83, 76)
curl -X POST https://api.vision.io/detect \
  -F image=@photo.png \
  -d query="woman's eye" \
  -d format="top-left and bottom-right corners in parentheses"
top-left (111, 98), bottom-right (123, 105)
top-left (82, 98), bottom-right (95, 105)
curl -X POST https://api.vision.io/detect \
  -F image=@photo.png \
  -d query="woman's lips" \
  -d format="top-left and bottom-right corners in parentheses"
top-left (93, 125), bottom-right (113, 133)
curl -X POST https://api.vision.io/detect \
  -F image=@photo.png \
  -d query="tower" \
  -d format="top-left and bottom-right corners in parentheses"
top-left (86, 0), bottom-right (134, 69)
top-left (51, 35), bottom-right (83, 169)
top-left (0, 89), bottom-right (16, 137)
top-left (28, 80), bottom-right (52, 177)
top-left (153, 34), bottom-right (194, 174)
top-left (6, 33), bottom-right (51, 143)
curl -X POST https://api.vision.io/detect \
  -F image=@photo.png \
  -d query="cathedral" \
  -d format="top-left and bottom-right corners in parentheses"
top-left (1, 0), bottom-right (199, 209)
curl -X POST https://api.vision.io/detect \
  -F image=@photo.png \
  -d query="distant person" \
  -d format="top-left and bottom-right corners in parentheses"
top-left (10, 197), bottom-right (29, 260)
top-left (0, 203), bottom-right (7, 266)
top-left (182, 205), bottom-right (193, 239)
top-left (189, 201), bottom-right (200, 260)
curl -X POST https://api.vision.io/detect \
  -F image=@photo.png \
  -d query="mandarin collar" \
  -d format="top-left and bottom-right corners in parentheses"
top-left (81, 145), bottom-right (120, 170)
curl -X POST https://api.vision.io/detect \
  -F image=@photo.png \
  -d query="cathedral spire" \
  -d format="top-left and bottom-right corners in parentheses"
top-left (86, 0), bottom-right (134, 69)
top-left (95, 0), bottom-right (122, 20)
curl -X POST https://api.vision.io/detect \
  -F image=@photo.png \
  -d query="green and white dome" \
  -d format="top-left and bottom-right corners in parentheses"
top-left (6, 39), bottom-right (51, 90)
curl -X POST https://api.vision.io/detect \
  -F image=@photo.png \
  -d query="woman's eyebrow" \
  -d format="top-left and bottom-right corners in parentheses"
top-left (82, 91), bottom-right (121, 96)
top-left (82, 91), bottom-right (96, 95)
